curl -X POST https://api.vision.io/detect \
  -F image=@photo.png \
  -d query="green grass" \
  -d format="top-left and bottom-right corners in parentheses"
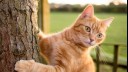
top-left (50, 12), bottom-right (79, 32)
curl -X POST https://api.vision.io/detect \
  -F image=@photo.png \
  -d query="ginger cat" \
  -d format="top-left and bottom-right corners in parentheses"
top-left (15, 5), bottom-right (114, 72)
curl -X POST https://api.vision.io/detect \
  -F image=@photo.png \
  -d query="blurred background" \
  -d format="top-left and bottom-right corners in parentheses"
top-left (38, 0), bottom-right (127, 72)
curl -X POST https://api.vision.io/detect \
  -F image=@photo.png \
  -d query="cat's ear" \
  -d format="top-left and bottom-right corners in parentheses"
top-left (102, 17), bottom-right (114, 27)
top-left (80, 4), bottom-right (94, 18)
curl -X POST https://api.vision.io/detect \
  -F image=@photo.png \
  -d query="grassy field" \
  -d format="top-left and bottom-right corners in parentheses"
top-left (49, 12), bottom-right (127, 72)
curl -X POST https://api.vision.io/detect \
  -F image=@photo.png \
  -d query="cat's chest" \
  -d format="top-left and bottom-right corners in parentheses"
top-left (49, 42), bottom-right (95, 72)
top-left (52, 49), bottom-right (94, 72)
top-left (65, 57), bottom-right (95, 72)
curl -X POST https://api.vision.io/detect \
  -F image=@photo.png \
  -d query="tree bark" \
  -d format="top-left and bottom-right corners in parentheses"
top-left (0, 0), bottom-right (41, 72)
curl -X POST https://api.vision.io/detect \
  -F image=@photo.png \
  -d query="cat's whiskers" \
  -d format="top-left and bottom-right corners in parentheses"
top-left (98, 46), bottom-right (111, 65)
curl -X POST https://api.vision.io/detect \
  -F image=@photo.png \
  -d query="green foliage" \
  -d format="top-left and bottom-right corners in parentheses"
top-left (50, 4), bottom-right (127, 13)
top-left (94, 4), bottom-right (127, 13)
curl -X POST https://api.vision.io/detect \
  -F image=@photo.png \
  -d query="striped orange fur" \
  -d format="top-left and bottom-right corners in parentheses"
top-left (15, 4), bottom-right (114, 72)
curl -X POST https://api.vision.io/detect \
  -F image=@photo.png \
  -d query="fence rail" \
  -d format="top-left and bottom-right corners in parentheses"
top-left (94, 43), bottom-right (127, 72)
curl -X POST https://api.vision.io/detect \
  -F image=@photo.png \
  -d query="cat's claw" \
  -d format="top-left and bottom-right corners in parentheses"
top-left (15, 60), bottom-right (35, 72)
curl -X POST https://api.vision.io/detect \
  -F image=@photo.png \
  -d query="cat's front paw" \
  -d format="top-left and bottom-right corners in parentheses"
top-left (15, 60), bottom-right (35, 72)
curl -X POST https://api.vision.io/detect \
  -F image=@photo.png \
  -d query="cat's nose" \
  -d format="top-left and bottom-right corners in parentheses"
top-left (90, 38), bottom-right (94, 42)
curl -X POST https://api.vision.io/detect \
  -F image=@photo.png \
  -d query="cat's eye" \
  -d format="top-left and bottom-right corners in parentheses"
top-left (85, 26), bottom-right (91, 32)
top-left (97, 33), bottom-right (103, 38)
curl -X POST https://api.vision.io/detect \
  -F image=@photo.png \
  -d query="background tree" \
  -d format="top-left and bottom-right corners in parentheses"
top-left (0, 0), bottom-right (42, 72)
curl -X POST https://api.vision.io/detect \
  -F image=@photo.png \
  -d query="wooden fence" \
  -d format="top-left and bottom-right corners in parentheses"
top-left (38, 0), bottom-right (50, 33)
top-left (94, 43), bottom-right (127, 72)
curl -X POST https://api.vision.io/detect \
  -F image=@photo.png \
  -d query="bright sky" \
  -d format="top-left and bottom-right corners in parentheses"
top-left (48, 0), bottom-right (127, 5)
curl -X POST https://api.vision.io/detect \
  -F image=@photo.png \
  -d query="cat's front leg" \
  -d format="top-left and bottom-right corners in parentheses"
top-left (15, 60), bottom-right (35, 72)
top-left (15, 60), bottom-right (64, 72)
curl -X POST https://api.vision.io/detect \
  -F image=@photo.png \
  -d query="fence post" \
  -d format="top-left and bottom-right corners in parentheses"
top-left (113, 45), bottom-right (119, 72)
top-left (96, 46), bottom-right (100, 72)
top-left (42, 0), bottom-right (50, 33)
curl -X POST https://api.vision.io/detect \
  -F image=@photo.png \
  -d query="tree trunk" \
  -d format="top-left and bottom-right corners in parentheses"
top-left (0, 0), bottom-right (41, 72)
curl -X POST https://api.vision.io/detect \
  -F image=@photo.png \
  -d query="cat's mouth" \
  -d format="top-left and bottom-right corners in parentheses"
top-left (84, 41), bottom-right (95, 47)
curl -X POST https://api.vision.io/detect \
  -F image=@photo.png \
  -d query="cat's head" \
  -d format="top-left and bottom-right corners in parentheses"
top-left (71, 4), bottom-right (114, 48)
